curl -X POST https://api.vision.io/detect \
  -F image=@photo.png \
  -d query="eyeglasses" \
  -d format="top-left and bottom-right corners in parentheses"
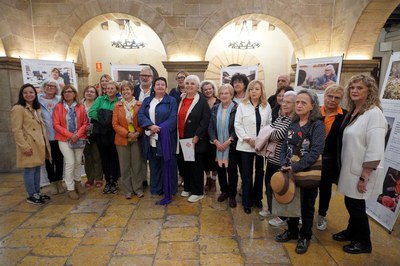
top-left (326, 95), bottom-right (342, 101)
top-left (46, 84), bottom-right (56, 88)
top-left (277, 79), bottom-right (287, 83)
top-left (282, 100), bottom-right (294, 105)
top-left (176, 76), bottom-right (186, 80)
top-left (63, 90), bottom-right (74, 94)
top-left (140, 74), bottom-right (152, 78)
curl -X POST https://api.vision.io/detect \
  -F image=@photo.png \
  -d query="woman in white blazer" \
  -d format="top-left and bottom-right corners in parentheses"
top-left (334, 75), bottom-right (387, 254)
top-left (234, 80), bottom-right (272, 214)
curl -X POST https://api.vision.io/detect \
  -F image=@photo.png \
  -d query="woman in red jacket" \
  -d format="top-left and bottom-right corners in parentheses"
top-left (53, 85), bottom-right (89, 200)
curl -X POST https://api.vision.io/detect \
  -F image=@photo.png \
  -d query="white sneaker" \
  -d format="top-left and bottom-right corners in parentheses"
top-left (269, 217), bottom-right (286, 226)
top-left (316, 215), bottom-right (327, 230)
top-left (259, 209), bottom-right (271, 217)
top-left (188, 195), bottom-right (204, 203)
top-left (180, 191), bottom-right (190, 197)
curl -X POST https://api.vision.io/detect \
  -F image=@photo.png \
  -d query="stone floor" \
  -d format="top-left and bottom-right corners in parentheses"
top-left (0, 172), bottom-right (400, 266)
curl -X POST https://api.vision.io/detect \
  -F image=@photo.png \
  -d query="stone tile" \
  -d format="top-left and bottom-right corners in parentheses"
top-left (0, 247), bottom-right (30, 266)
top-left (109, 255), bottom-right (154, 266)
top-left (51, 213), bottom-right (99, 238)
top-left (199, 236), bottom-right (240, 254)
top-left (0, 187), bottom-right (14, 196)
top-left (163, 215), bottom-right (199, 228)
top-left (240, 239), bottom-right (290, 264)
top-left (95, 212), bottom-right (130, 228)
top-left (154, 259), bottom-right (200, 266)
top-left (166, 204), bottom-right (200, 215)
top-left (80, 227), bottom-right (123, 246)
top-left (0, 228), bottom-right (51, 248)
top-left (106, 204), bottom-right (137, 216)
top-left (17, 256), bottom-right (67, 266)
top-left (71, 198), bottom-right (110, 214)
top-left (123, 219), bottom-right (163, 241)
top-left (132, 202), bottom-right (165, 219)
top-left (31, 237), bottom-right (81, 256)
top-left (67, 246), bottom-right (114, 266)
top-left (200, 253), bottom-right (244, 265)
top-left (0, 211), bottom-right (32, 239)
top-left (0, 195), bottom-right (25, 211)
top-left (20, 205), bottom-right (74, 228)
top-left (114, 239), bottom-right (159, 256)
top-left (160, 227), bottom-right (199, 242)
top-left (156, 242), bottom-right (199, 260)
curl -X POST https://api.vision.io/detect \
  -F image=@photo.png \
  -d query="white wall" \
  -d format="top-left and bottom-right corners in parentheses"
top-left (83, 20), bottom-right (167, 85)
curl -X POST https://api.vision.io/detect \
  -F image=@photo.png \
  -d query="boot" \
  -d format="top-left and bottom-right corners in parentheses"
top-left (204, 177), bottom-right (212, 192)
top-left (68, 190), bottom-right (79, 200)
top-left (49, 182), bottom-right (59, 195)
top-left (56, 180), bottom-right (66, 194)
top-left (210, 179), bottom-right (216, 193)
top-left (74, 181), bottom-right (85, 195)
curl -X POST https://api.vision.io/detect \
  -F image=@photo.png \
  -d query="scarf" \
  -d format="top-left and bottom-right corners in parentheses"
top-left (64, 101), bottom-right (77, 133)
top-left (159, 121), bottom-right (173, 206)
top-left (122, 98), bottom-right (137, 132)
top-left (216, 102), bottom-right (234, 168)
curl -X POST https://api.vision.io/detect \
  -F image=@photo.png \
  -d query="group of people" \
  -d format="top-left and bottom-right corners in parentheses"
top-left (11, 67), bottom-right (386, 255)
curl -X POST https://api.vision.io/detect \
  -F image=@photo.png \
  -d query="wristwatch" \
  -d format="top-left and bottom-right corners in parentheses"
top-left (359, 176), bottom-right (366, 182)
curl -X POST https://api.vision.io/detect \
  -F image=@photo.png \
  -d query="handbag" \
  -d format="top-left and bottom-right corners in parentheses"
top-left (68, 139), bottom-right (86, 149)
top-left (289, 122), bottom-right (322, 189)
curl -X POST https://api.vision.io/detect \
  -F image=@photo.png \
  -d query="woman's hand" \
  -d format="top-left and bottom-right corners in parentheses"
top-left (23, 148), bottom-right (33, 156)
top-left (70, 133), bottom-right (79, 143)
top-left (215, 140), bottom-right (229, 152)
top-left (192, 136), bottom-right (199, 144)
top-left (247, 138), bottom-right (255, 148)
top-left (357, 178), bottom-right (368, 193)
top-left (128, 132), bottom-right (140, 141)
top-left (280, 165), bottom-right (292, 172)
top-left (148, 125), bottom-right (160, 134)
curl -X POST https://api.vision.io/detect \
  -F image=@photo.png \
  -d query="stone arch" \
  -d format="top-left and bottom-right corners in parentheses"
top-left (346, 0), bottom-right (400, 59)
top-left (58, 0), bottom-right (176, 61)
top-left (192, 3), bottom-right (320, 60)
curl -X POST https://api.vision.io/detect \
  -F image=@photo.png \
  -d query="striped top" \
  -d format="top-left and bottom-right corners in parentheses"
top-left (267, 115), bottom-right (292, 166)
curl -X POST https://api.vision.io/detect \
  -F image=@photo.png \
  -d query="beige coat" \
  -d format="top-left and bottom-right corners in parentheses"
top-left (10, 105), bottom-right (51, 168)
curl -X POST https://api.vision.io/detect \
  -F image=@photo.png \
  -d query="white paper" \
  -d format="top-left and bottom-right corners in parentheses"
top-left (179, 138), bottom-right (195, 162)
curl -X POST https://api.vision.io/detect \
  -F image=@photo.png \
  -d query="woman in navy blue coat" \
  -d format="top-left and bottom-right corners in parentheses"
top-left (138, 77), bottom-right (178, 200)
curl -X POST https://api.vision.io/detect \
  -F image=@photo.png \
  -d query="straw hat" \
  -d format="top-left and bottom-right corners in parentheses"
top-left (271, 171), bottom-right (295, 204)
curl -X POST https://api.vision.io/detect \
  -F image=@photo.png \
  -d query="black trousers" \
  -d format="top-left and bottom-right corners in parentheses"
top-left (344, 196), bottom-right (371, 246)
top-left (45, 140), bottom-right (64, 182)
top-left (288, 187), bottom-right (318, 240)
top-left (265, 162), bottom-right (280, 212)
top-left (217, 150), bottom-right (238, 198)
top-left (240, 151), bottom-right (264, 208)
top-left (318, 155), bottom-right (339, 217)
top-left (178, 150), bottom-right (204, 196)
top-left (96, 132), bottom-right (120, 184)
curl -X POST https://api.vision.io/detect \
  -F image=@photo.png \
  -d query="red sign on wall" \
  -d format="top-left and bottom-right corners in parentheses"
top-left (95, 62), bottom-right (102, 72)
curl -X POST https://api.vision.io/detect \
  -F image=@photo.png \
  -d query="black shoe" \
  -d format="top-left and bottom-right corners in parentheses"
top-left (254, 201), bottom-right (263, 209)
top-left (244, 207), bottom-right (251, 214)
top-left (40, 193), bottom-right (51, 201)
top-left (295, 238), bottom-right (310, 254)
top-left (103, 183), bottom-right (112, 194)
top-left (333, 230), bottom-right (351, 242)
top-left (110, 183), bottom-right (118, 194)
top-left (26, 194), bottom-right (44, 205)
top-left (217, 193), bottom-right (228, 202)
top-left (228, 197), bottom-right (237, 208)
top-left (343, 241), bottom-right (372, 254)
top-left (275, 230), bottom-right (298, 243)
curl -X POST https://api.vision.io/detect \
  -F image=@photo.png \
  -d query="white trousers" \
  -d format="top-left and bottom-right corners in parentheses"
top-left (58, 141), bottom-right (84, 191)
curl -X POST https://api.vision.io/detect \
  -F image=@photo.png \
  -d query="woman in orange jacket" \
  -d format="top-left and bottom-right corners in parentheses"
top-left (53, 85), bottom-right (88, 200)
top-left (112, 81), bottom-right (144, 199)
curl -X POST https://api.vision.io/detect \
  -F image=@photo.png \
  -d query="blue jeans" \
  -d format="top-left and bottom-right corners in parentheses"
top-left (24, 166), bottom-right (41, 197)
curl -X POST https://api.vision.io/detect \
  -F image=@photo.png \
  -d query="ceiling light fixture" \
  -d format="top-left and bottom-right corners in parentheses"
top-left (228, 20), bottom-right (260, 50)
top-left (111, 20), bottom-right (145, 49)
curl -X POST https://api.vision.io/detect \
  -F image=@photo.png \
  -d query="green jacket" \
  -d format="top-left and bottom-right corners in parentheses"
top-left (88, 95), bottom-right (119, 121)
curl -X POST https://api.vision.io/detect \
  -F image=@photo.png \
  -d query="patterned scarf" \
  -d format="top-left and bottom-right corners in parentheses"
top-left (64, 101), bottom-right (77, 133)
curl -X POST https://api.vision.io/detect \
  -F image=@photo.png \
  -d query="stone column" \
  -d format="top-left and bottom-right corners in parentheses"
top-left (0, 57), bottom-right (24, 172)
top-left (75, 63), bottom-right (90, 98)
top-left (162, 61), bottom-right (209, 91)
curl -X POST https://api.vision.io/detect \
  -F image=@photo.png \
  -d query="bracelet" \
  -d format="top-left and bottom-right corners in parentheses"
top-left (359, 176), bottom-right (366, 182)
